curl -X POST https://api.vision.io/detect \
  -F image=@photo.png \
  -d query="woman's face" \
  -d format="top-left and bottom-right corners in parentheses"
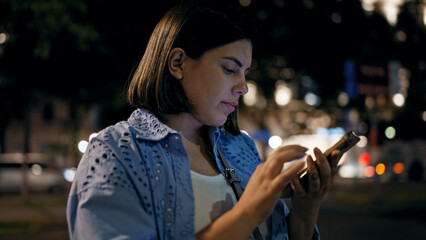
top-left (180, 39), bottom-right (252, 128)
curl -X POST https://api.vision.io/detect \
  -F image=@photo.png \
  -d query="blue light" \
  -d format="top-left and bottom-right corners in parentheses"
top-left (344, 59), bottom-right (357, 99)
top-left (330, 127), bottom-right (345, 136)
top-left (315, 127), bottom-right (345, 136)
top-left (315, 128), bottom-right (328, 136)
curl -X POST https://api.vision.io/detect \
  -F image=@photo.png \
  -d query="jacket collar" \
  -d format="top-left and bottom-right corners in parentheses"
top-left (128, 108), bottom-right (221, 142)
top-left (128, 108), bottom-right (176, 141)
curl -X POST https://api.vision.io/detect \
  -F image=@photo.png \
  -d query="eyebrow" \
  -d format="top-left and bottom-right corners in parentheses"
top-left (223, 56), bottom-right (250, 71)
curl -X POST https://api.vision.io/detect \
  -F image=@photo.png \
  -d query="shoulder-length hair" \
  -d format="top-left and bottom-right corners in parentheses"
top-left (127, 0), bottom-right (256, 136)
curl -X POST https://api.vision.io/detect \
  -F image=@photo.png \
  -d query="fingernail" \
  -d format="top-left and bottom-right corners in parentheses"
top-left (314, 147), bottom-right (321, 154)
top-left (299, 151), bottom-right (307, 156)
top-left (294, 155), bottom-right (306, 161)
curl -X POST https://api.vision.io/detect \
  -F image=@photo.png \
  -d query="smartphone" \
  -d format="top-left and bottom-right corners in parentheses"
top-left (281, 131), bottom-right (360, 198)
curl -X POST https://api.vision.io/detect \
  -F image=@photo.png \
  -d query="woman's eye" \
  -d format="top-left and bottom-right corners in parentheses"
top-left (223, 67), bottom-right (236, 74)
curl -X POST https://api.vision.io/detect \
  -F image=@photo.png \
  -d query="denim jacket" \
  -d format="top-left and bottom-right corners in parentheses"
top-left (66, 108), bottom-right (319, 240)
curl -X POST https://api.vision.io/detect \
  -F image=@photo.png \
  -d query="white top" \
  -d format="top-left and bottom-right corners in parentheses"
top-left (190, 170), bottom-right (237, 233)
top-left (180, 133), bottom-right (237, 234)
top-left (182, 133), bottom-right (268, 237)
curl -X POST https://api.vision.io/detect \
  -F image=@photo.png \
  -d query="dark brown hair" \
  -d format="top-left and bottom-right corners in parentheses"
top-left (127, 0), bottom-right (256, 135)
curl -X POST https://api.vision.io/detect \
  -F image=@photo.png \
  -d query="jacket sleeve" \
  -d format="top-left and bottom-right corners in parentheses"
top-left (68, 186), bottom-right (157, 240)
top-left (66, 137), bottom-right (157, 240)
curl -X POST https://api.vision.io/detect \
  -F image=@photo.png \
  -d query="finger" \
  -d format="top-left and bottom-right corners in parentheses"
top-left (307, 154), bottom-right (321, 192)
top-left (313, 147), bottom-right (332, 185)
top-left (275, 144), bottom-right (308, 153)
top-left (274, 160), bottom-right (305, 190)
top-left (290, 176), bottom-right (306, 197)
top-left (265, 149), bottom-right (306, 176)
top-left (329, 150), bottom-right (341, 173)
top-left (269, 145), bottom-right (307, 165)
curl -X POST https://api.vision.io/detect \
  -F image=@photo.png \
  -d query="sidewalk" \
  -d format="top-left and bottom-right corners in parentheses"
top-left (318, 181), bottom-right (426, 240)
top-left (0, 192), bottom-right (69, 240)
top-left (1, 181), bottom-right (425, 240)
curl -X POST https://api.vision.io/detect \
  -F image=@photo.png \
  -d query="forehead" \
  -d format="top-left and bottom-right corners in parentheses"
top-left (202, 39), bottom-right (252, 67)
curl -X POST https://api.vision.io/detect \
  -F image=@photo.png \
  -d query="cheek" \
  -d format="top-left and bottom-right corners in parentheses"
top-left (183, 76), bottom-right (220, 100)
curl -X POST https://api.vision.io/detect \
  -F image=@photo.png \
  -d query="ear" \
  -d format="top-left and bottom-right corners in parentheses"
top-left (168, 48), bottom-right (186, 80)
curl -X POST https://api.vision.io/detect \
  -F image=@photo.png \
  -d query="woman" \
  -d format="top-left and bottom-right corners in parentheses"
top-left (67, 0), bottom-right (340, 239)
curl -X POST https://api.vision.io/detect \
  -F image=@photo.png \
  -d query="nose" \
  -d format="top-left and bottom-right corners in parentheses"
top-left (232, 76), bottom-right (248, 96)
top-left (233, 82), bottom-right (248, 96)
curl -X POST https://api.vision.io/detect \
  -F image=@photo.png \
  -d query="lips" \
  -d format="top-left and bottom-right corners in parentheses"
top-left (226, 101), bottom-right (238, 107)
top-left (223, 101), bottom-right (238, 112)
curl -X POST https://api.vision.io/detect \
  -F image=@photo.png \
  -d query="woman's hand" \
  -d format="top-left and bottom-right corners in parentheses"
top-left (287, 147), bottom-right (341, 240)
top-left (197, 144), bottom-right (308, 240)
top-left (291, 147), bottom-right (340, 211)
top-left (235, 145), bottom-right (308, 226)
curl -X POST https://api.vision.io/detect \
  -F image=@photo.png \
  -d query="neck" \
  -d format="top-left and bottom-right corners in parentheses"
top-left (164, 112), bottom-right (203, 144)
top-left (165, 113), bottom-right (219, 175)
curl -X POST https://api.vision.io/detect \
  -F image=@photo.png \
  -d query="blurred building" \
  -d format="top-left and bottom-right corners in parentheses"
top-left (3, 93), bottom-right (99, 167)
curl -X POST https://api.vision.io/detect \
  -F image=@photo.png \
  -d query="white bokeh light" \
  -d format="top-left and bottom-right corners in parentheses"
top-left (356, 135), bottom-right (368, 148)
top-left (268, 135), bottom-right (283, 149)
top-left (274, 82), bottom-right (292, 106)
top-left (78, 140), bottom-right (89, 153)
top-left (243, 81), bottom-right (258, 106)
top-left (304, 92), bottom-right (321, 106)
top-left (392, 93), bottom-right (405, 107)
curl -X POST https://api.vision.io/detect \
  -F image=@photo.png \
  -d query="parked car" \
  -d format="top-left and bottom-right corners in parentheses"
top-left (0, 153), bottom-right (69, 194)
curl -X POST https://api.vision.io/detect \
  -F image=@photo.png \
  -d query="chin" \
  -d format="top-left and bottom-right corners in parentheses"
top-left (208, 118), bottom-right (227, 128)
top-left (201, 111), bottom-right (228, 127)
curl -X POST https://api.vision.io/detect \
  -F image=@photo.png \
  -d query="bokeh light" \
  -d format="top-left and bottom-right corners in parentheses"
top-left (358, 152), bottom-right (371, 165)
top-left (304, 92), bottom-right (321, 106)
top-left (376, 163), bottom-right (386, 175)
top-left (31, 164), bottom-right (43, 176)
top-left (364, 166), bottom-right (375, 178)
top-left (339, 164), bottom-right (357, 178)
top-left (244, 81), bottom-right (258, 106)
top-left (424, 5), bottom-right (426, 26)
top-left (78, 140), bottom-right (89, 153)
top-left (89, 132), bottom-right (99, 141)
top-left (384, 126), bottom-right (396, 139)
top-left (365, 96), bottom-right (375, 109)
top-left (274, 81), bottom-right (292, 106)
top-left (356, 135), bottom-right (368, 148)
top-left (268, 135), bottom-right (282, 149)
top-left (337, 92), bottom-right (349, 107)
top-left (63, 168), bottom-right (77, 182)
top-left (0, 33), bottom-right (7, 44)
top-left (392, 93), bottom-right (405, 107)
top-left (393, 162), bottom-right (404, 174)
top-left (239, 0), bottom-right (251, 7)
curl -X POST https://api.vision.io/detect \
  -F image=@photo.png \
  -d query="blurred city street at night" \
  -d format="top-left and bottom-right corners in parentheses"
top-left (1, 0), bottom-right (426, 239)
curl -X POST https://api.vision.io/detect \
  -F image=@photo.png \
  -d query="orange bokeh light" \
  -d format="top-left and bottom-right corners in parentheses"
top-left (376, 163), bottom-right (386, 175)
top-left (393, 162), bottom-right (404, 174)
